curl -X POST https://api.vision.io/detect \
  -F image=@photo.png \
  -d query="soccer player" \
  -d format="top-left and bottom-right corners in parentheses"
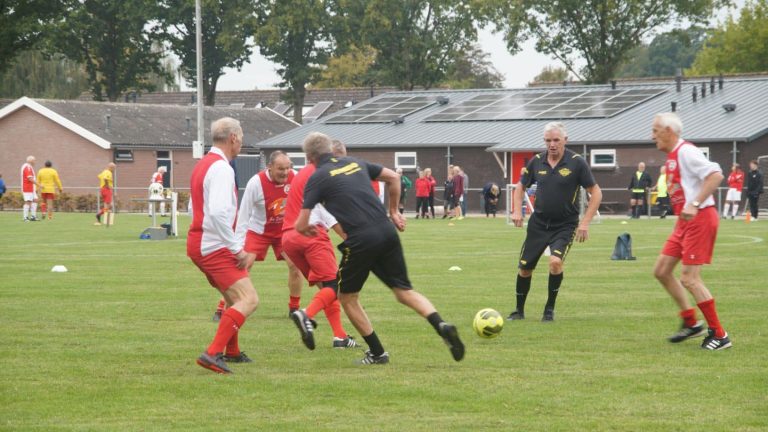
top-left (36, 160), bottom-right (64, 220)
top-left (293, 132), bottom-right (465, 365)
top-left (722, 163), bottom-right (744, 219)
top-left (508, 122), bottom-right (602, 322)
top-left (283, 157), bottom-right (359, 349)
top-left (20, 156), bottom-right (39, 221)
top-left (188, 117), bottom-right (259, 374)
top-left (651, 112), bottom-right (731, 350)
top-left (228, 150), bottom-right (302, 319)
top-left (149, 166), bottom-right (168, 217)
top-left (95, 163), bottom-right (115, 225)
top-left (628, 162), bottom-right (653, 218)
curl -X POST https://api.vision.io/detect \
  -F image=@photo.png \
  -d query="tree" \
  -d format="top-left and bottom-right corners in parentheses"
top-left (617, 28), bottom-right (708, 77)
top-left (156, 0), bottom-right (257, 106)
top-left (314, 45), bottom-right (377, 88)
top-left (530, 65), bottom-right (569, 84)
top-left (359, 0), bottom-right (479, 90)
top-left (441, 45), bottom-right (505, 89)
top-left (0, 50), bottom-right (89, 99)
top-left (256, 0), bottom-right (332, 123)
top-left (0, 0), bottom-right (64, 73)
top-left (690, 0), bottom-right (768, 75)
top-left (51, 0), bottom-right (169, 101)
top-left (483, 0), bottom-right (730, 84)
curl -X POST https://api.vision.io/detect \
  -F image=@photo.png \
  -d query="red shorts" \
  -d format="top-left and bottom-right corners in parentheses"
top-left (189, 247), bottom-right (249, 292)
top-left (41, 193), bottom-right (56, 200)
top-left (281, 229), bottom-right (338, 284)
top-left (101, 188), bottom-right (113, 206)
top-left (661, 206), bottom-right (718, 265)
top-left (244, 231), bottom-right (283, 261)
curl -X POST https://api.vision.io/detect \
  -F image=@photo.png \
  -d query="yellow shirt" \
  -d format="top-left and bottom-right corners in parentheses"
top-left (98, 169), bottom-right (113, 189)
top-left (37, 167), bottom-right (63, 194)
top-left (656, 174), bottom-right (667, 198)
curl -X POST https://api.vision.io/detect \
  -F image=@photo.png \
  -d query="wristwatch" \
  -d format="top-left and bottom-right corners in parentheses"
top-left (691, 200), bottom-right (701, 208)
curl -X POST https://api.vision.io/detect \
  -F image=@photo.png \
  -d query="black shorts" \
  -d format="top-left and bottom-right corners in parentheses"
top-left (518, 214), bottom-right (577, 270)
top-left (337, 224), bottom-right (412, 294)
top-left (631, 192), bottom-right (646, 200)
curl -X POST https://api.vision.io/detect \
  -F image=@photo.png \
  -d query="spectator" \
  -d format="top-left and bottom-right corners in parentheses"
top-left (746, 160), bottom-right (764, 221)
top-left (628, 162), bottom-right (653, 218)
top-left (424, 167), bottom-right (437, 218)
top-left (451, 165), bottom-right (464, 220)
top-left (442, 171), bottom-right (454, 219)
top-left (414, 170), bottom-right (430, 219)
top-left (396, 168), bottom-right (412, 215)
top-left (653, 165), bottom-right (670, 218)
top-left (722, 163), bottom-right (744, 219)
top-left (483, 182), bottom-right (500, 217)
top-left (36, 160), bottom-right (64, 220)
top-left (460, 167), bottom-right (469, 216)
top-left (0, 174), bottom-right (6, 209)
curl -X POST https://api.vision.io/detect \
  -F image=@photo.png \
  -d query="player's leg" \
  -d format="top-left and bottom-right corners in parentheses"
top-left (30, 197), bottom-right (38, 220)
top-left (679, 264), bottom-right (730, 349)
top-left (278, 240), bottom-right (304, 315)
top-left (23, 199), bottom-right (30, 220)
top-left (542, 256), bottom-right (564, 321)
top-left (509, 218), bottom-right (548, 320)
top-left (654, 254), bottom-right (705, 342)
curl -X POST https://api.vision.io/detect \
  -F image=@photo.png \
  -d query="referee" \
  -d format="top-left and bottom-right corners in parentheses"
top-left (509, 122), bottom-right (602, 322)
top-left (294, 132), bottom-right (464, 365)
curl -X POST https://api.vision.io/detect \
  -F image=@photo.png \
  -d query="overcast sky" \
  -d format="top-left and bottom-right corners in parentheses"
top-left (190, 2), bottom-right (745, 92)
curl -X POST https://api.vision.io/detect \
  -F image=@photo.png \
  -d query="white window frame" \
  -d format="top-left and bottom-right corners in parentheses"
top-left (287, 152), bottom-right (307, 169)
top-left (699, 147), bottom-right (710, 160)
top-left (590, 149), bottom-right (617, 168)
top-left (395, 152), bottom-right (418, 170)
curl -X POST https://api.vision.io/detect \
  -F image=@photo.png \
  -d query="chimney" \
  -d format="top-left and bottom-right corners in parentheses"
top-left (710, 77), bottom-right (715, 94)
top-left (675, 69), bottom-right (682, 92)
top-left (610, 80), bottom-right (617, 90)
top-left (185, 117), bottom-right (191, 132)
top-left (701, 82), bottom-right (706, 98)
top-left (718, 74), bottom-right (724, 90)
top-left (105, 114), bottom-right (111, 132)
top-left (671, 101), bottom-right (677, 112)
top-left (692, 86), bottom-right (697, 102)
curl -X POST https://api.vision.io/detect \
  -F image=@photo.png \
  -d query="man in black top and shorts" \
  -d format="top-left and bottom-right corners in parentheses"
top-left (294, 132), bottom-right (464, 365)
top-left (509, 122), bottom-right (602, 322)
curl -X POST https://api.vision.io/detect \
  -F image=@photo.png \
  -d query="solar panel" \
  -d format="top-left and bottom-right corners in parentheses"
top-left (302, 101), bottom-right (334, 123)
top-left (272, 102), bottom-right (291, 116)
top-left (325, 95), bottom-right (436, 124)
top-left (423, 88), bottom-right (666, 122)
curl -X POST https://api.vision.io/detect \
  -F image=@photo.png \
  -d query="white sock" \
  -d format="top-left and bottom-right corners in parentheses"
top-left (732, 204), bottom-right (739, 217)
top-left (23, 203), bottom-right (29, 219)
top-left (722, 203), bottom-right (730, 217)
top-left (31, 202), bottom-right (37, 215)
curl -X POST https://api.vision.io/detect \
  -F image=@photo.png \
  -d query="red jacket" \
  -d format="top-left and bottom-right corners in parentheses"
top-left (415, 177), bottom-right (431, 197)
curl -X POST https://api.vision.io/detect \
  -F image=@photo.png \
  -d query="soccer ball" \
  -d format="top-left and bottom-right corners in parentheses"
top-left (473, 308), bottom-right (504, 339)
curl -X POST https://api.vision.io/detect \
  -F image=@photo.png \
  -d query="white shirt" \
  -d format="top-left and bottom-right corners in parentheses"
top-left (199, 147), bottom-right (241, 255)
top-left (675, 139), bottom-right (722, 208)
top-left (309, 204), bottom-right (338, 230)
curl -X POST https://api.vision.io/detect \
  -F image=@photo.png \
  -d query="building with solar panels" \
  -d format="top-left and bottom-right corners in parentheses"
top-left (258, 75), bottom-right (768, 216)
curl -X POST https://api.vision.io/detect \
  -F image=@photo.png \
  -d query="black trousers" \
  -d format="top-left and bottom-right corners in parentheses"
top-left (748, 194), bottom-right (760, 218)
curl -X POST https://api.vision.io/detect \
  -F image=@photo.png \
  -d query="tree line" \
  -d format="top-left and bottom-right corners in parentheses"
top-left (2, 0), bottom-right (765, 123)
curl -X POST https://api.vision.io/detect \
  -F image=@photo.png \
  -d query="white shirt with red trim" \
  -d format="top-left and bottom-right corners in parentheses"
top-left (666, 139), bottom-right (721, 211)
top-left (187, 147), bottom-right (241, 256)
top-left (309, 204), bottom-right (338, 231)
top-left (21, 163), bottom-right (36, 193)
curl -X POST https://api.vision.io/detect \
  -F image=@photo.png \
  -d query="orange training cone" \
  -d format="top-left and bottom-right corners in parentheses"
top-left (746, 212), bottom-right (751, 223)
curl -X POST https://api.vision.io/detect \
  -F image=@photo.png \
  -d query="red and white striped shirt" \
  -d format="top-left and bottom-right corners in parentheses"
top-left (665, 139), bottom-right (721, 215)
top-left (187, 147), bottom-right (241, 257)
top-left (235, 169), bottom-right (295, 243)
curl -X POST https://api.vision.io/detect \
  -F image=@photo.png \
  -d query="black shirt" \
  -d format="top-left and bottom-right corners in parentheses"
top-left (747, 169), bottom-right (764, 196)
top-left (303, 154), bottom-right (387, 234)
top-left (520, 149), bottom-right (596, 222)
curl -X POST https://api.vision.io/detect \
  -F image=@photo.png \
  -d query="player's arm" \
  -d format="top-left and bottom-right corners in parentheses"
top-left (234, 177), bottom-right (258, 246)
top-left (576, 184), bottom-right (602, 242)
top-left (681, 171), bottom-right (724, 221)
top-left (376, 167), bottom-right (405, 231)
top-left (206, 163), bottom-right (244, 255)
top-left (295, 209), bottom-right (317, 237)
top-left (510, 182), bottom-right (525, 227)
top-left (55, 172), bottom-right (63, 193)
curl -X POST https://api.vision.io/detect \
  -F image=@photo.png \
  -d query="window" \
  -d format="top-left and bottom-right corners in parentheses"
top-left (395, 152), bottom-right (417, 170)
top-left (114, 149), bottom-right (134, 162)
top-left (699, 147), bottom-right (710, 160)
top-left (590, 149), bottom-right (616, 168)
top-left (287, 152), bottom-right (307, 169)
top-left (156, 150), bottom-right (170, 158)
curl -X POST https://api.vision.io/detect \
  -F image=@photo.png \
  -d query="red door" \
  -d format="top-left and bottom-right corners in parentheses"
top-left (511, 152), bottom-right (536, 184)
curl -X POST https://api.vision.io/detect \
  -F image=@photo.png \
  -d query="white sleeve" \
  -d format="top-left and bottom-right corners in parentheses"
top-left (235, 175), bottom-right (261, 245)
top-left (309, 204), bottom-right (337, 230)
top-left (205, 162), bottom-right (241, 254)
top-left (680, 145), bottom-right (721, 180)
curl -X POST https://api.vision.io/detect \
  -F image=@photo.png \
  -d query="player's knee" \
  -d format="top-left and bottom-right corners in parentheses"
top-left (548, 259), bottom-right (563, 274)
top-left (518, 268), bottom-right (533, 278)
top-left (679, 272), bottom-right (699, 291)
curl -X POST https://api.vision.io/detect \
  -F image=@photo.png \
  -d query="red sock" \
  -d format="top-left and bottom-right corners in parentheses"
top-left (680, 308), bottom-right (698, 328)
top-left (323, 299), bottom-right (347, 339)
top-left (289, 295), bottom-right (301, 311)
top-left (697, 299), bottom-right (726, 338)
top-left (216, 299), bottom-right (226, 313)
top-left (225, 331), bottom-right (240, 356)
top-left (41, 203), bottom-right (47, 213)
top-left (305, 287), bottom-right (336, 319)
top-left (207, 308), bottom-right (245, 355)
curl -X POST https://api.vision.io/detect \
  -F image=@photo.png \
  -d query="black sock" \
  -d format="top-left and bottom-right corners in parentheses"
top-left (363, 331), bottom-right (385, 356)
top-left (545, 273), bottom-right (563, 311)
top-left (516, 274), bottom-right (532, 313)
top-left (427, 312), bottom-right (443, 334)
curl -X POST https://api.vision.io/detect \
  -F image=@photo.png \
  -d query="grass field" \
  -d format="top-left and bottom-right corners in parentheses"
top-left (1, 211), bottom-right (767, 431)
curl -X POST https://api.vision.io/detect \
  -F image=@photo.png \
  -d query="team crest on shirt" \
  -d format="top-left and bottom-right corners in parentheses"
top-left (284, 184), bottom-right (290, 193)
top-left (667, 160), bottom-right (677, 171)
top-left (558, 168), bottom-right (572, 177)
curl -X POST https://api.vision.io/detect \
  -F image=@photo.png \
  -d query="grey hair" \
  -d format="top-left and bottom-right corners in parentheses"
top-left (331, 139), bottom-right (347, 157)
top-left (303, 132), bottom-right (333, 161)
top-left (654, 112), bottom-right (683, 135)
top-left (268, 150), bottom-right (288, 165)
top-left (211, 117), bottom-right (242, 143)
top-left (543, 122), bottom-right (567, 137)
top-left (158, 166), bottom-right (167, 172)
top-left (26, 155), bottom-right (36, 163)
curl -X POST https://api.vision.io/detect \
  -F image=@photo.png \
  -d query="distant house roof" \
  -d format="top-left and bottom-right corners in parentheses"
top-left (80, 87), bottom-right (401, 122)
top-left (0, 97), bottom-right (299, 149)
top-left (256, 76), bottom-right (768, 152)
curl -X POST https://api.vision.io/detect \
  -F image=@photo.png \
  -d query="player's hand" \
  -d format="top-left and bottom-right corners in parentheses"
top-left (680, 203), bottom-right (698, 221)
top-left (298, 224), bottom-right (318, 237)
top-left (390, 212), bottom-right (406, 232)
top-left (235, 250), bottom-right (249, 269)
top-left (510, 211), bottom-right (524, 227)
top-left (244, 253), bottom-right (257, 270)
top-left (575, 224), bottom-right (589, 242)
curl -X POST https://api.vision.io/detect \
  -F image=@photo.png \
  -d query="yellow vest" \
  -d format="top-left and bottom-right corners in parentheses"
top-left (656, 174), bottom-right (667, 198)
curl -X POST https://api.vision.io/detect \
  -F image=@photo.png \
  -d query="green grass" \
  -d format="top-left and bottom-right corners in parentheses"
top-left (1, 212), bottom-right (767, 431)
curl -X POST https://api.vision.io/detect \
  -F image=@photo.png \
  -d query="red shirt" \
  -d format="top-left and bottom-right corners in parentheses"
top-left (727, 169), bottom-right (744, 191)
top-left (415, 177), bottom-right (431, 197)
top-left (151, 172), bottom-right (164, 184)
top-left (21, 163), bottom-right (35, 193)
top-left (283, 164), bottom-right (316, 232)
